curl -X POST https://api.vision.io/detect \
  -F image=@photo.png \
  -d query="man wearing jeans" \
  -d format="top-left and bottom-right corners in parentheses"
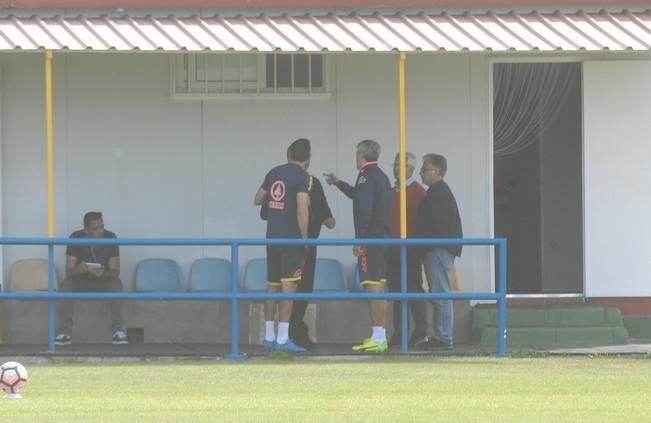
top-left (417, 154), bottom-right (462, 350)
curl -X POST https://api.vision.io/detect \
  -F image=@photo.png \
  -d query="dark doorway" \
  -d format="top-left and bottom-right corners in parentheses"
top-left (493, 62), bottom-right (583, 294)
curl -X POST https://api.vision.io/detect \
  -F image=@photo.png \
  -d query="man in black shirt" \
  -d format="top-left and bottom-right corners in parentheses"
top-left (325, 139), bottom-right (391, 353)
top-left (289, 174), bottom-right (335, 350)
top-left (417, 154), bottom-right (463, 350)
top-left (254, 138), bottom-right (311, 353)
top-left (55, 211), bottom-right (127, 346)
top-left (261, 150), bottom-right (336, 350)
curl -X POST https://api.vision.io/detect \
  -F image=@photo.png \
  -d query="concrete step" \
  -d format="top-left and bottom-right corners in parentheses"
top-left (480, 326), bottom-right (629, 348)
top-left (472, 306), bottom-right (624, 331)
top-left (623, 317), bottom-right (651, 340)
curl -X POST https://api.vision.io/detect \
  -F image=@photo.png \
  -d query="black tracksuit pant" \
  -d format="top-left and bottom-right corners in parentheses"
top-left (386, 247), bottom-right (427, 337)
top-left (289, 245), bottom-right (317, 340)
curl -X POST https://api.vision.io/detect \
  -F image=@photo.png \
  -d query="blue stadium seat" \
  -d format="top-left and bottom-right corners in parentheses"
top-left (188, 258), bottom-right (231, 292)
top-left (135, 258), bottom-right (182, 292)
top-left (243, 258), bottom-right (268, 292)
top-left (313, 258), bottom-right (347, 291)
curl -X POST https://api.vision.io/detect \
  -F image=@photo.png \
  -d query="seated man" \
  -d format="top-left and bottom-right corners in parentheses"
top-left (55, 211), bottom-right (128, 346)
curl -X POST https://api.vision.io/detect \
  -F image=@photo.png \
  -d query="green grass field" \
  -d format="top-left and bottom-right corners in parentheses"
top-left (1, 356), bottom-right (650, 422)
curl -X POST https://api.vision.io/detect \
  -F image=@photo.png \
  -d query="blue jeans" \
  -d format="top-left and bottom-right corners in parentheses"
top-left (423, 248), bottom-right (455, 343)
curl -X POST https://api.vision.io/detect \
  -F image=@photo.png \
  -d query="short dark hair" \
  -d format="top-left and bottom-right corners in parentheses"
top-left (357, 139), bottom-right (381, 161)
top-left (83, 211), bottom-right (103, 228)
top-left (423, 154), bottom-right (447, 177)
top-left (288, 138), bottom-right (311, 162)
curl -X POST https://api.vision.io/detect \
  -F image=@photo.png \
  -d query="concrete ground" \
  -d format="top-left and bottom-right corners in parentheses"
top-left (547, 342), bottom-right (651, 355)
top-left (0, 342), bottom-right (484, 361)
top-left (0, 341), bottom-right (649, 363)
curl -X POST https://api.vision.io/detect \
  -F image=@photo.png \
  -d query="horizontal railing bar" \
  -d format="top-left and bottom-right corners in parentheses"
top-left (0, 237), bottom-right (504, 247)
top-left (506, 293), bottom-right (583, 299)
top-left (238, 292), bottom-right (502, 301)
top-left (0, 292), bottom-right (502, 301)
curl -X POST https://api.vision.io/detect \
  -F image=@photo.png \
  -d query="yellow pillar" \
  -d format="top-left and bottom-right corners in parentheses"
top-left (45, 50), bottom-right (54, 237)
top-left (398, 52), bottom-right (407, 239)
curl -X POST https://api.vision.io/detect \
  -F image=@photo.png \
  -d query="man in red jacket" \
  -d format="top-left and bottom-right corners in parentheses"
top-left (387, 152), bottom-right (429, 346)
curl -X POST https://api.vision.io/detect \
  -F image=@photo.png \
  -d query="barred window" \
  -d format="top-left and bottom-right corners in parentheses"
top-left (171, 53), bottom-right (328, 98)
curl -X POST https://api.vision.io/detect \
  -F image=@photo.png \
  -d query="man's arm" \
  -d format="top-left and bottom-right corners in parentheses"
top-left (429, 194), bottom-right (451, 236)
top-left (104, 256), bottom-right (120, 279)
top-left (354, 177), bottom-right (375, 238)
top-left (254, 188), bottom-right (268, 206)
top-left (312, 177), bottom-right (336, 230)
top-left (323, 217), bottom-right (336, 229)
top-left (335, 181), bottom-right (355, 199)
top-left (324, 173), bottom-right (355, 200)
top-left (297, 192), bottom-right (310, 239)
top-left (66, 255), bottom-right (88, 278)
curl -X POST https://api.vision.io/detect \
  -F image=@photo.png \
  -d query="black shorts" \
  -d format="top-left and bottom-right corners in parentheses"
top-left (266, 246), bottom-right (306, 287)
top-left (358, 245), bottom-right (387, 287)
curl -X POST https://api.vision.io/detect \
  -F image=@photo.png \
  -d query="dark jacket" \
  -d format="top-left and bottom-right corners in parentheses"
top-left (417, 180), bottom-right (463, 257)
top-left (336, 163), bottom-right (391, 238)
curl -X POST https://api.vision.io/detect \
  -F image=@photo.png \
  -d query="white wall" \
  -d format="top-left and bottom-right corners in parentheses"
top-left (583, 60), bottom-right (651, 297)
top-left (0, 52), bottom-right (492, 293)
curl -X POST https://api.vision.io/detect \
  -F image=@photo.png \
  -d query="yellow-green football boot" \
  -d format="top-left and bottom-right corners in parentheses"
top-left (352, 338), bottom-right (388, 353)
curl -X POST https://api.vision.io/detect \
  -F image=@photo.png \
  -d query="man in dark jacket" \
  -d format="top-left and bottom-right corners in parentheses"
top-left (325, 139), bottom-right (391, 353)
top-left (417, 154), bottom-right (462, 350)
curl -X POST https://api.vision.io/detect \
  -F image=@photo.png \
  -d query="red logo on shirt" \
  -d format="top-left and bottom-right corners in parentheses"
top-left (269, 181), bottom-right (286, 210)
top-left (270, 181), bottom-right (286, 201)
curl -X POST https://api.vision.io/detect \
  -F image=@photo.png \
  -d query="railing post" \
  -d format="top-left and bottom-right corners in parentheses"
top-left (400, 245), bottom-right (408, 353)
top-left (225, 242), bottom-right (247, 361)
top-left (497, 239), bottom-right (508, 357)
top-left (48, 244), bottom-right (55, 352)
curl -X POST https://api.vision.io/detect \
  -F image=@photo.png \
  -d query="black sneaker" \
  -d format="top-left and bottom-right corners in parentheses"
top-left (419, 337), bottom-right (453, 350)
top-left (389, 333), bottom-right (403, 346)
top-left (54, 334), bottom-right (71, 346)
top-left (112, 330), bottom-right (129, 345)
top-left (408, 332), bottom-right (429, 347)
top-left (293, 336), bottom-right (317, 351)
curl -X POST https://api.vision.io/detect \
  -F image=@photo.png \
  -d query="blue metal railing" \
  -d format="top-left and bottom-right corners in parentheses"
top-left (0, 237), bottom-right (507, 358)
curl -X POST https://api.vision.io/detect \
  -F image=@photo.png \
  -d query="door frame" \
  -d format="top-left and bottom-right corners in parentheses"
top-left (488, 55), bottom-right (585, 296)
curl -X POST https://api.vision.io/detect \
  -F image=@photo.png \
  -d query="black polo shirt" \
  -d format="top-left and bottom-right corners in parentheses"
top-left (66, 230), bottom-right (120, 268)
top-left (307, 175), bottom-right (333, 239)
top-left (260, 162), bottom-right (309, 238)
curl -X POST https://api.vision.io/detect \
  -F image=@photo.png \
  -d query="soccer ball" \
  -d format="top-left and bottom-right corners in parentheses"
top-left (0, 361), bottom-right (28, 396)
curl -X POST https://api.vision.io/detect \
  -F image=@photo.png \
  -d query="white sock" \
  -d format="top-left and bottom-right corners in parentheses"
top-left (372, 326), bottom-right (386, 344)
top-left (264, 321), bottom-right (276, 342)
top-left (276, 322), bottom-right (289, 344)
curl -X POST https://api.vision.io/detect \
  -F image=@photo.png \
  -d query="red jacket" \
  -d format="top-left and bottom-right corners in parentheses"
top-left (389, 180), bottom-right (427, 238)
